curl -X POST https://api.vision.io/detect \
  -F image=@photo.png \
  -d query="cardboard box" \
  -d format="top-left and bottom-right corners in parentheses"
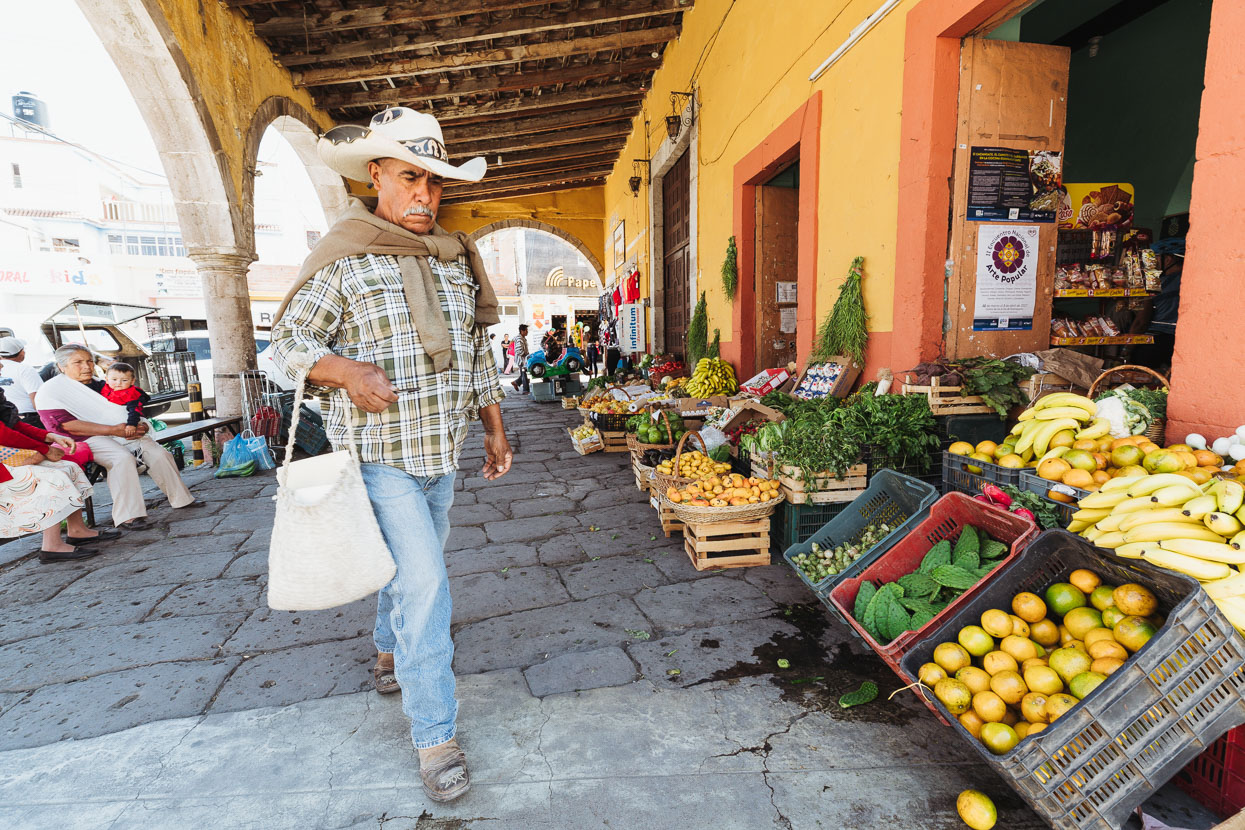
top-left (720, 401), bottom-right (785, 435)
top-left (676, 396), bottom-right (731, 417)
top-left (740, 368), bottom-right (792, 397)
top-left (791, 357), bottom-right (862, 400)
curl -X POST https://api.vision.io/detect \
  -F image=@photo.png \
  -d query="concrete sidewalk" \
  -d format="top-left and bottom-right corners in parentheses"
top-left (0, 392), bottom-right (1219, 829)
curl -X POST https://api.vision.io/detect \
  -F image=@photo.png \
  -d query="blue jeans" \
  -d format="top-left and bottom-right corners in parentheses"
top-left (361, 463), bottom-right (457, 749)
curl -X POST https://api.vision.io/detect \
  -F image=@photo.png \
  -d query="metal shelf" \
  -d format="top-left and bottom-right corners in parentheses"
top-left (1050, 335), bottom-right (1154, 346)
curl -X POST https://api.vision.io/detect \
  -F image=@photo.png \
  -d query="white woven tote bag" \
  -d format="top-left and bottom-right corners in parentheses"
top-left (267, 381), bottom-right (395, 610)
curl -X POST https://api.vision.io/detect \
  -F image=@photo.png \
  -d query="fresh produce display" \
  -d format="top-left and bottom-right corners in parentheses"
top-left (905, 358), bottom-right (1035, 418)
top-left (625, 411), bottom-right (687, 444)
top-left (725, 420), bottom-right (761, 447)
top-left (648, 357), bottom-right (685, 378)
top-left (853, 526), bottom-right (1011, 643)
top-left (998, 485), bottom-right (1060, 529)
top-left (654, 450), bottom-right (731, 480)
top-left (1187, 424), bottom-right (1245, 466)
top-left (664, 473), bottom-right (783, 507)
top-left (1094, 386), bottom-right (1167, 437)
top-left (685, 357), bottom-right (738, 397)
top-left (917, 568), bottom-right (1160, 755)
top-left (1070, 474), bottom-right (1245, 629)
top-left (791, 522), bottom-right (895, 582)
top-left (584, 398), bottom-right (631, 415)
top-left (571, 423), bottom-right (599, 442)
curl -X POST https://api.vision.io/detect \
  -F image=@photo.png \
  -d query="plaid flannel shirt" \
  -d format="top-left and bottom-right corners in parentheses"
top-left (271, 252), bottom-right (504, 478)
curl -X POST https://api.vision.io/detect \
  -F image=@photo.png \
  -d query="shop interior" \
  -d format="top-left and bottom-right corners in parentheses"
top-left (986, 0), bottom-right (1211, 376)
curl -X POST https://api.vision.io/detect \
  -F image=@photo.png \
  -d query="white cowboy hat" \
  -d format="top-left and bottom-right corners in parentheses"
top-left (318, 107), bottom-right (486, 183)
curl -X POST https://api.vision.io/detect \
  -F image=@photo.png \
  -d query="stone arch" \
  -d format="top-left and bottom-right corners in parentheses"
top-left (467, 219), bottom-right (605, 285)
top-left (75, 0), bottom-right (242, 255)
top-left (242, 96), bottom-right (348, 236)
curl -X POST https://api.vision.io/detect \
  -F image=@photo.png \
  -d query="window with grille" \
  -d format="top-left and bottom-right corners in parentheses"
top-left (10, 163), bottom-right (21, 189)
top-left (51, 238), bottom-right (80, 253)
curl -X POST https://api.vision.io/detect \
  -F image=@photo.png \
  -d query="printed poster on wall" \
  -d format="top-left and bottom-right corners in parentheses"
top-left (967, 147), bottom-right (1061, 223)
top-left (973, 224), bottom-right (1038, 332)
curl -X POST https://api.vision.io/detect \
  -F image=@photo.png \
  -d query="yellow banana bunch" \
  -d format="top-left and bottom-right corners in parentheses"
top-left (685, 358), bottom-right (737, 397)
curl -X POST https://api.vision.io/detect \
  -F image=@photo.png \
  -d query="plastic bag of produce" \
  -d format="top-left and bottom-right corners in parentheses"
top-left (215, 432), bottom-right (259, 478)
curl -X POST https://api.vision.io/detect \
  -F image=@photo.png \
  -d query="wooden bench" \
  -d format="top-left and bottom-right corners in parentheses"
top-left (82, 415), bottom-right (244, 526)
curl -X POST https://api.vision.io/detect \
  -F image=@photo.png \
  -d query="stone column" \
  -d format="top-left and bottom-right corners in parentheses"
top-left (188, 250), bottom-right (257, 419)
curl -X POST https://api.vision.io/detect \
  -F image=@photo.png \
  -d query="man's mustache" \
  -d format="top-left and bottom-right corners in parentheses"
top-left (404, 204), bottom-right (434, 218)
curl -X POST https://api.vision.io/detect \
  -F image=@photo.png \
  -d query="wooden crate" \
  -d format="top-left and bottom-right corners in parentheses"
top-left (632, 455), bottom-right (654, 491)
top-left (901, 375), bottom-right (993, 416)
top-left (648, 487), bottom-right (683, 538)
top-left (776, 463), bottom-right (868, 505)
top-left (682, 518), bottom-right (771, 570)
top-left (600, 430), bottom-right (628, 453)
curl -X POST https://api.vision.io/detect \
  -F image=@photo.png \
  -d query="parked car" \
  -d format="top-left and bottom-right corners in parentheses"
top-left (527, 345), bottom-right (584, 378)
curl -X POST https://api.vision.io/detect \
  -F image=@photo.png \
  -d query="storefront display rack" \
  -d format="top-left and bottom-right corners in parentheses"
top-left (1050, 334), bottom-right (1154, 347)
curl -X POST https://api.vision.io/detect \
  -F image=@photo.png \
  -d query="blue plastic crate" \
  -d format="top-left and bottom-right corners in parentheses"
top-left (782, 469), bottom-right (938, 614)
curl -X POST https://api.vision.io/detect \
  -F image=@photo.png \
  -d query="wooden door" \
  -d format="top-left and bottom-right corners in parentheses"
top-left (662, 150), bottom-right (691, 358)
top-left (945, 37), bottom-right (1070, 358)
top-left (755, 185), bottom-right (799, 370)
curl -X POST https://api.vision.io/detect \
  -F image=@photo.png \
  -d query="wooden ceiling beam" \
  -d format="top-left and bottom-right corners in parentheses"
top-left (425, 88), bottom-right (644, 125)
top-left (280, 0), bottom-right (689, 67)
top-left (461, 139), bottom-right (625, 168)
top-left (451, 121), bottom-right (634, 157)
top-left (475, 154), bottom-right (622, 181)
top-left (316, 57), bottom-right (660, 110)
top-left (296, 26), bottom-right (679, 87)
top-left (440, 105), bottom-right (637, 142)
top-left (441, 177), bottom-right (608, 205)
top-left (249, 0), bottom-right (554, 37)
top-left (442, 171), bottom-right (611, 201)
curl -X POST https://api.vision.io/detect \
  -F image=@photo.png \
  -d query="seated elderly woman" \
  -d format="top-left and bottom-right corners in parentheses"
top-left (0, 388), bottom-right (116, 562)
top-left (35, 344), bottom-right (198, 529)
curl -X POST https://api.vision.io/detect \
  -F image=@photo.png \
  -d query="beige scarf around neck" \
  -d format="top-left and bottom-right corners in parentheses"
top-left (274, 197), bottom-right (500, 373)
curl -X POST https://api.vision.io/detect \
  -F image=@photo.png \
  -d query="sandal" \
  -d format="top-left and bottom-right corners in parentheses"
top-left (373, 653), bottom-right (400, 695)
top-left (419, 738), bottom-right (470, 802)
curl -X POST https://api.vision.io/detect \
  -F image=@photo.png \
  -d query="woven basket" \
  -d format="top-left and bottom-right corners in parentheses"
top-left (1088, 364), bottom-right (1169, 445)
top-left (662, 493), bottom-right (784, 524)
top-left (627, 408), bottom-right (678, 456)
top-left (651, 431), bottom-right (711, 493)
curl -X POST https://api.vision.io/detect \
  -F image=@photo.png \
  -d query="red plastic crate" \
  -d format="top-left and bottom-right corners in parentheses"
top-left (1177, 725), bottom-right (1245, 820)
top-left (827, 491), bottom-right (1038, 679)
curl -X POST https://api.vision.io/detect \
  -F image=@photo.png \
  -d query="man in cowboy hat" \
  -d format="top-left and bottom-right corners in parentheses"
top-left (270, 107), bottom-right (511, 803)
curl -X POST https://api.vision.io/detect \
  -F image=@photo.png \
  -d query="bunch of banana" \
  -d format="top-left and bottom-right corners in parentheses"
top-left (1070, 476), bottom-right (1245, 629)
top-left (1010, 393), bottom-right (1103, 458)
top-left (685, 358), bottom-right (738, 397)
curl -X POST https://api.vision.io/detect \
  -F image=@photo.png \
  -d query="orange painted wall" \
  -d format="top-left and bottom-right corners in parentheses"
top-left (1166, 0), bottom-right (1245, 439)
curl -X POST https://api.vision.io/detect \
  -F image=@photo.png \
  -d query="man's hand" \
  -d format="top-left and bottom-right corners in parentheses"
top-left (121, 425), bottom-right (141, 440)
top-left (46, 434), bottom-right (76, 453)
top-left (343, 363), bottom-right (399, 413)
top-left (44, 445), bottom-right (65, 462)
top-left (136, 422), bottom-right (149, 435)
top-left (12, 451), bottom-right (46, 466)
top-left (482, 431), bottom-right (512, 480)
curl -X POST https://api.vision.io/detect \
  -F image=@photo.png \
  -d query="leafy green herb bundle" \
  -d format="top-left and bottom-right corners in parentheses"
top-left (1001, 485), bottom-right (1064, 530)
top-left (812, 256), bottom-right (869, 365)
top-left (853, 392), bottom-right (942, 472)
top-left (955, 358), bottom-right (1035, 419)
top-left (687, 291), bottom-right (708, 365)
top-left (853, 526), bottom-right (1009, 643)
top-left (721, 236), bottom-right (737, 301)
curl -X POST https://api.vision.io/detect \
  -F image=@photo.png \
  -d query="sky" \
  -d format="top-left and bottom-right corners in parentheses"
top-left (0, 0), bottom-right (319, 212)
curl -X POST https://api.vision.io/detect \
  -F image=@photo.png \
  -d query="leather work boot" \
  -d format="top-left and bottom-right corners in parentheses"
top-left (418, 737), bottom-right (470, 802)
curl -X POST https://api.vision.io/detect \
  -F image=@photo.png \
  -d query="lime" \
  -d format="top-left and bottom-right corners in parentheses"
top-left (1045, 583), bottom-right (1087, 618)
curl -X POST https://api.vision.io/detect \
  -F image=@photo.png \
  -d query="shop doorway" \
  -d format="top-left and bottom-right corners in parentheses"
top-left (951, 0), bottom-right (1211, 376)
top-left (662, 150), bottom-right (691, 359)
top-left (754, 163), bottom-right (800, 371)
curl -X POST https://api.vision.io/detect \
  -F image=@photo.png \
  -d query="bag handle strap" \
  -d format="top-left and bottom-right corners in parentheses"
top-left (279, 370), bottom-right (359, 487)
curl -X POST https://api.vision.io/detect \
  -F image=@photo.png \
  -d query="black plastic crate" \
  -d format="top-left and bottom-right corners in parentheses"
top-left (942, 450), bottom-right (1023, 486)
top-left (899, 530), bottom-right (1245, 830)
top-left (590, 411), bottom-right (630, 431)
top-left (867, 442), bottom-right (947, 489)
top-left (773, 500), bottom-right (851, 553)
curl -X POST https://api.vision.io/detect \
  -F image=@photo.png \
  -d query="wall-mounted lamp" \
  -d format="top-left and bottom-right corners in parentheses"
top-left (629, 158), bottom-right (649, 196)
top-left (666, 91), bottom-right (694, 141)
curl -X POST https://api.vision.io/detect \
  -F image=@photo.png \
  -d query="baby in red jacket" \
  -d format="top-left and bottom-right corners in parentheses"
top-left (100, 362), bottom-right (150, 427)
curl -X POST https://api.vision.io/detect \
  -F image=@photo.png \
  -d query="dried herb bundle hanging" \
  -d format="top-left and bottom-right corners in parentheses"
top-left (686, 291), bottom-right (708, 364)
top-left (721, 236), bottom-right (738, 301)
top-left (707, 328), bottom-right (721, 358)
top-left (813, 256), bottom-right (869, 365)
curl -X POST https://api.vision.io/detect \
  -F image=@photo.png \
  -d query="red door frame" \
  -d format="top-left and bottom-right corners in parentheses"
top-left (723, 91), bottom-right (822, 381)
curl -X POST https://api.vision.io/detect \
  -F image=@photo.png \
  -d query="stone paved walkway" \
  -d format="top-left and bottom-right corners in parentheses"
top-left (0, 393), bottom-right (1215, 828)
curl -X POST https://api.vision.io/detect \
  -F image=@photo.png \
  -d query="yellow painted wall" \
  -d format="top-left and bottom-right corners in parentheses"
top-left (438, 187), bottom-right (607, 275)
top-left (154, 0), bottom-right (334, 208)
top-left (602, 0), bottom-right (920, 345)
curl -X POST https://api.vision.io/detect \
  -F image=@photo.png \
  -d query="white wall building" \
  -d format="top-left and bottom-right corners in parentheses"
top-left (0, 107), bottom-right (326, 362)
